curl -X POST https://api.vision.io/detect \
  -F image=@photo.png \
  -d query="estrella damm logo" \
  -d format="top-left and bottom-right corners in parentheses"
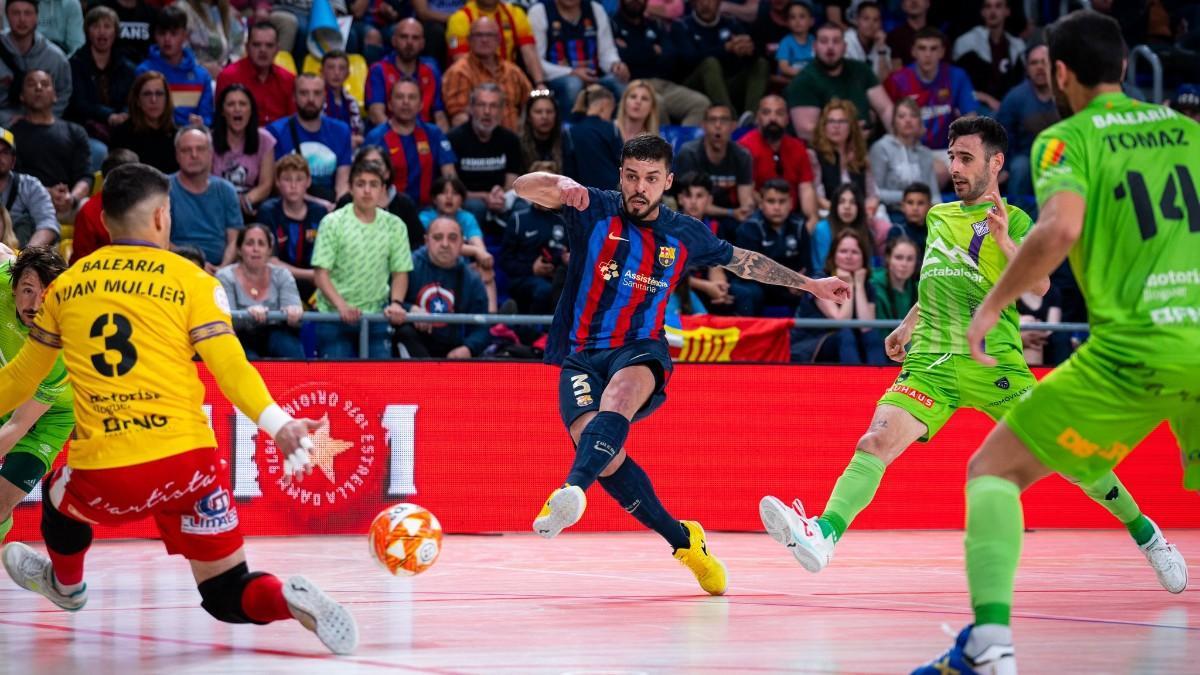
top-left (670, 325), bottom-right (740, 362)
top-left (1057, 427), bottom-right (1132, 462)
top-left (657, 246), bottom-right (677, 267)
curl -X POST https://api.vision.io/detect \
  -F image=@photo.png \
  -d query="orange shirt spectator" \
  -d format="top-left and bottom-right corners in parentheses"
top-left (442, 18), bottom-right (531, 131)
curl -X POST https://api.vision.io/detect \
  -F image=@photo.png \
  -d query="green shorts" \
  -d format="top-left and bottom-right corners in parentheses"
top-left (877, 351), bottom-right (1037, 441)
top-left (1004, 340), bottom-right (1200, 487)
top-left (0, 412), bottom-right (73, 493)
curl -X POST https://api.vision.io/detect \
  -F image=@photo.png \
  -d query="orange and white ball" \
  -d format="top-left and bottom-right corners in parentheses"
top-left (367, 503), bottom-right (443, 576)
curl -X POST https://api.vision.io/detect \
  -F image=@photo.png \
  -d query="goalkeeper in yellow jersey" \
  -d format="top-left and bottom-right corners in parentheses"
top-left (0, 164), bottom-right (358, 655)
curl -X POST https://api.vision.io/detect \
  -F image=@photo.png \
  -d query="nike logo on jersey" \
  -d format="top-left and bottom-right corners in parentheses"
top-left (608, 233), bottom-right (630, 242)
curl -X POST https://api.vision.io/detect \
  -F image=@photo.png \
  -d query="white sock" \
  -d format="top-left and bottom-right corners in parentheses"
top-left (53, 575), bottom-right (84, 596)
top-left (965, 623), bottom-right (1013, 662)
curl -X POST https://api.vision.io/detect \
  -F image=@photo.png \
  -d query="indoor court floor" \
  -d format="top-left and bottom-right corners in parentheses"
top-left (1, 530), bottom-right (1196, 674)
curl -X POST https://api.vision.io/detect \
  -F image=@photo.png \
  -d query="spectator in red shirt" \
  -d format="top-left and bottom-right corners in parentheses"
top-left (215, 22), bottom-right (296, 125)
top-left (737, 94), bottom-right (817, 230)
top-left (69, 148), bottom-right (139, 263)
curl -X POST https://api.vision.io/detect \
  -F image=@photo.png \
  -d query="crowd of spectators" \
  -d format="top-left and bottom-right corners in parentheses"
top-left (6, 0), bottom-right (1200, 365)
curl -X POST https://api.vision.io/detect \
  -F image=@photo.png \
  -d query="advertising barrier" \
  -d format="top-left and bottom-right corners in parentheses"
top-left (10, 362), bottom-right (1197, 543)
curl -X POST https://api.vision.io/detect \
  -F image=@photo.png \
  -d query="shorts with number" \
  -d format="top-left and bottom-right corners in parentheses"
top-left (0, 411), bottom-right (73, 493)
top-left (1004, 340), bottom-right (1200, 486)
top-left (878, 351), bottom-right (1037, 441)
top-left (558, 338), bottom-right (672, 428)
top-left (45, 447), bottom-right (244, 561)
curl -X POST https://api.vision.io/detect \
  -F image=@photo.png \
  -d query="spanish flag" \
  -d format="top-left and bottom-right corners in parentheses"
top-left (1039, 138), bottom-right (1066, 172)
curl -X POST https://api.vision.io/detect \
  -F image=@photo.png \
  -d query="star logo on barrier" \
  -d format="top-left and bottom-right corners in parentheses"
top-left (310, 414), bottom-right (353, 483)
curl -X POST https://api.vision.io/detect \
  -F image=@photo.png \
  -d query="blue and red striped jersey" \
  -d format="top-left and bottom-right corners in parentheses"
top-left (545, 189), bottom-right (734, 365)
top-left (363, 120), bottom-right (457, 206)
top-left (883, 63), bottom-right (979, 149)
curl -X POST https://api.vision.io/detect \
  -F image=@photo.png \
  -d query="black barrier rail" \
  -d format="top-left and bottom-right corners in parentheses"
top-left (231, 311), bottom-right (1091, 359)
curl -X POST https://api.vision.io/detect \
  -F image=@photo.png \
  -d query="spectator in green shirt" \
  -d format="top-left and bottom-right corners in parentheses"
top-left (869, 235), bottom-right (918, 324)
top-left (785, 23), bottom-right (893, 142)
top-left (311, 154), bottom-right (414, 358)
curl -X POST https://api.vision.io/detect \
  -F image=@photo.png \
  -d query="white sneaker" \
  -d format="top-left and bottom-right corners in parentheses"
top-left (759, 495), bottom-right (835, 573)
top-left (282, 575), bottom-right (358, 655)
top-left (1, 542), bottom-right (87, 611)
top-left (532, 485), bottom-right (587, 539)
top-left (1138, 518), bottom-right (1188, 594)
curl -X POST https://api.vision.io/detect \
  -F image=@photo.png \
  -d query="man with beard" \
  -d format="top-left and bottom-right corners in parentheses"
top-left (610, 0), bottom-right (709, 126)
top-left (762, 118), bottom-right (1185, 643)
top-left (996, 44), bottom-right (1059, 210)
top-left (738, 94), bottom-right (817, 229)
top-left (920, 12), bottom-right (1198, 671)
top-left (267, 73), bottom-right (352, 202)
top-left (365, 18), bottom-right (449, 131)
top-left (514, 134), bottom-right (849, 595)
top-left (785, 23), bottom-right (893, 142)
top-left (216, 22), bottom-right (295, 125)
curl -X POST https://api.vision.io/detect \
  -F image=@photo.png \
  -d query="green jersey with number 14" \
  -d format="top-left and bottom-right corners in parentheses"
top-left (1032, 92), bottom-right (1200, 362)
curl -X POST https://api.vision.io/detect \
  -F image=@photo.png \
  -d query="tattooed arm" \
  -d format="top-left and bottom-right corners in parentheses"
top-left (722, 247), bottom-right (851, 303)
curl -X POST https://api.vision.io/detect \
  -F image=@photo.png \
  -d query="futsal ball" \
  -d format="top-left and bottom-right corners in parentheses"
top-left (367, 503), bottom-right (443, 576)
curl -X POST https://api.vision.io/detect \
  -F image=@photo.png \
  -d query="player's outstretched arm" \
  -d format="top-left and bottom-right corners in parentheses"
top-left (513, 171), bottom-right (590, 211)
top-left (0, 339), bottom-right (56, 420)
top-left (968, 192), bottom-right (1084, 364)
top-left (722, 247), bottom-right (851, 303)
top-left (194, 333), bottom-right (318, 483)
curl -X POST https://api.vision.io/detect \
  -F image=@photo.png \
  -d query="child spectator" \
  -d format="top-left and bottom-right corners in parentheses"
top-left (256, 154), bottom-right (328, 304)
top-left (777, 1), bottom-right (816, 79)
top-left (418, 175), bottom-right (497, 312)
top-left (311, 153), bottom-right (413, 358)
top-left (674, 171), bottom-right (734, 311)
top-left (886, 182), bottom-right (932, 265)
top-left (320, 50), bottom-right (364, 148)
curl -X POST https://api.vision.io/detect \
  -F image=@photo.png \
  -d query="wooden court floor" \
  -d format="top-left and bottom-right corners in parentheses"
top-left (1, 530), bottom-right (1196, 674)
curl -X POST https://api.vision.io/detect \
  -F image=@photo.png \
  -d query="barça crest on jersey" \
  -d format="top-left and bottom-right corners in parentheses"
top-left (416, 140), bottom-right (430, 154)
top-left (599, 260), bottom-right (620, 280)
top-left (972, 219), bottom-right (990, 237)
top-left (657, 246), bottom-right (677, 267)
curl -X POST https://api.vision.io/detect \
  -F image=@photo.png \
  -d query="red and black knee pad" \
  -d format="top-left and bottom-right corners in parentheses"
top-left (198, 562), bottom-right (273, 625)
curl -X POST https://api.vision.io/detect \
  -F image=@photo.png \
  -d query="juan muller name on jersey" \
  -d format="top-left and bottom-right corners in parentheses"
top-left (56, 278), bottom-right (186, 306)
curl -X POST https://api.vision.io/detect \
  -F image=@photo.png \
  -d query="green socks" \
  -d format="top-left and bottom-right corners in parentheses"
top-left (818, 450), bottom-right (887, 542)
top-left (0, 515), bottom-right (12, 542)
top-left (1076, 471), bottom-right (1155, 545)
top-left (965, 475), bottom-right (1024, 626)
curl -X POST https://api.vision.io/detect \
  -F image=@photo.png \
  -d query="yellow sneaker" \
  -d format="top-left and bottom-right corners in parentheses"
top-left (673, 520), bottom-right (728, 596)
top-left (532, 485), bottom-right (586, 538)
